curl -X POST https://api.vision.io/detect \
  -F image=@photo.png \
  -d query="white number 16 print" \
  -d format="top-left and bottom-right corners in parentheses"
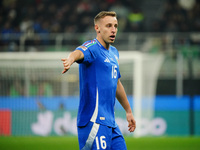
top-left (96, 136), bottom-right (107, 149)
top-left (112, 65), bottom-right (117, 79)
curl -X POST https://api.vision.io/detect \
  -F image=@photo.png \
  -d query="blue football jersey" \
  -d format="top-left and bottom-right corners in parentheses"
top-left (76, 38), bottom-right (121, 128)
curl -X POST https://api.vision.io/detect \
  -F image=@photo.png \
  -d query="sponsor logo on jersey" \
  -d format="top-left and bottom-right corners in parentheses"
top-left (104, 57), bottom-right (110, 63)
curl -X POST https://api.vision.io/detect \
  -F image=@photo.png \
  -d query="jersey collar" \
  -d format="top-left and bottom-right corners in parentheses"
top-left (95, 38), bottom-right (111, 51)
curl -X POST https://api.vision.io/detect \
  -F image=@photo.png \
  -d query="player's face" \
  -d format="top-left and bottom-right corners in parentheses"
top-left (96, 16), bottom-right (118, 45)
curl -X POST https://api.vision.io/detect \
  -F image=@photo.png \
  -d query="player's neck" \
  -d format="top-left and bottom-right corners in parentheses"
top-left (96, 37), bottom-right (110, 50)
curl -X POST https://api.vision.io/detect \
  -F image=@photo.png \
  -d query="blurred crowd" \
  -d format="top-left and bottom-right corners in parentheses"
top-left (1, 0), bottom-right (199, 35)
top-left (0, 0), bottom-right (143, 35)
top-left (0, 0), bottom-right (200, 97)
top-left (0, 0), bottom-right (200, 52)
top-left (152, 0), bottom-right (200, 32)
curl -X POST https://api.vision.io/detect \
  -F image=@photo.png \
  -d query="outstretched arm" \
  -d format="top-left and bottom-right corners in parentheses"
top-left (116, 79), bottom-right (136, 132)
top-left (61, 50), bottom-right (84, 74)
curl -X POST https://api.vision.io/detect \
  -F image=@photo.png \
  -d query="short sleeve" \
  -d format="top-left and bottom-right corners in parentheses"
top-left (76, 45), bottom-right (96, 64)
top-left (118, 71), bottom-right (121, 79)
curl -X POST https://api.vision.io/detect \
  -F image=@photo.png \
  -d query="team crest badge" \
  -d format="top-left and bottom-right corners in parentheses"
top-left (114, 55), bottom-right (119, 64)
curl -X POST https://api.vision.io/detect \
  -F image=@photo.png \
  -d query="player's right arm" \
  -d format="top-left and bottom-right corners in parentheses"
top-left (61, 50), bottom-right (84, 74)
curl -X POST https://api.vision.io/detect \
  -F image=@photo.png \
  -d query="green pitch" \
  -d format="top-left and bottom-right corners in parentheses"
top-left (0, 136), bottom-right (199, 150)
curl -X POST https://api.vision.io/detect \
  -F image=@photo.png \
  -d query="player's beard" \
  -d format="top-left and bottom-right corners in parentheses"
top-left (106, 36), bottom-right (116, 44)
top-left (104, 39), bottom-right (114, 46)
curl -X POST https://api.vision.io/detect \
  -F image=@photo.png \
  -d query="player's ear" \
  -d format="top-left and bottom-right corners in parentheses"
top-left (95, 24), bottom-right (100, 33)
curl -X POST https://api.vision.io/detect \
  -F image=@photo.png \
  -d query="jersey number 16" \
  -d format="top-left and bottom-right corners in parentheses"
top-left (112, 65), bottom-right (117, 79)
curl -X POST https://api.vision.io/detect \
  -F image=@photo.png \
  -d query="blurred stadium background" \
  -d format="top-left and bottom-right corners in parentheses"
top-left (0, 0), bottom-right (200, 149)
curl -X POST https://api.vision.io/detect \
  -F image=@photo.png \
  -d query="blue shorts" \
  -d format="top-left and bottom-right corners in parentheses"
top-left (77, 121), bottom-right (127, 150)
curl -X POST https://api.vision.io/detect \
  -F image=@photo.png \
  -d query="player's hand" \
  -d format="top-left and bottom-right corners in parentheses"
top-left (126, 112), bottom-right (136, 132)
top-left (61, 58), bottom-right (74, 74)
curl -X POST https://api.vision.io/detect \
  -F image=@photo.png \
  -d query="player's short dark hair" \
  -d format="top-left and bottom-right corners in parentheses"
top-left (94, 11), bottom-right (117, 24)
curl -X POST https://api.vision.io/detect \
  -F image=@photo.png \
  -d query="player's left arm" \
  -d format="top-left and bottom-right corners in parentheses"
top-left (116, 79), bottom-right (136, 132)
